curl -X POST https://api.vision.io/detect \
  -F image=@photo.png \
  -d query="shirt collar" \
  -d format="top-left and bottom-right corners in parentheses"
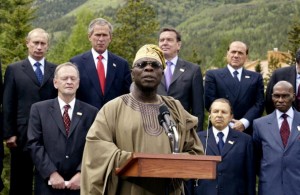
top-left (227, 64), bottom-right (243, 75)
top-left (276, 107), bottom-right (294, 120)
top-left (212, 126), bottom-right (229, 141)
top-left (57, 96), bottom-right (76, 111)
top-left (166, 56), bottom-right (178, 66)
top-left (28, 56), bottom-right (45, 67)
top-left (91, 48), bottom-right (108, 61)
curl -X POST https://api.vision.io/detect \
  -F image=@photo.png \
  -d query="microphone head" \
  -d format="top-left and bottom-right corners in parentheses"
top-left (157, 114), bottom-right (165, 126)
top-left (159, 105), bottom-right (170, 116)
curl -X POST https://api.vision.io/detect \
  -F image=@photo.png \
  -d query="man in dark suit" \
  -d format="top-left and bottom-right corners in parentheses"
top-left (187, 98), bottom-right (255, 195)
top-left (70, 18), bottom-right (131, 109)
top-left (3, 28), bottom-right (57, 195)
top-left (27, 62), bottom-right (98, 195)
top-left (205, 41), bottom-right (264, 135)
top-left (157, 27), bottom-right (204, 131)
top-left (265, 48), bottom-right (300, 114)
top-left (253, 81), bottom-right (300, 195)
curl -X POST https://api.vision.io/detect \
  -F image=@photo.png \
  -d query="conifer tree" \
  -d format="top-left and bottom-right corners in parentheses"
top-left (286, 17), bottom-right (300, 64)
top-left (110, 0), bottom-right (159, 65)
top-left (0, 0), bottom-right (35, 67)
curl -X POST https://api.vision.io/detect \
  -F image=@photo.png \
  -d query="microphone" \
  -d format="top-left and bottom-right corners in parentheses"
top-left (158, 105), bottom-right (179, 153)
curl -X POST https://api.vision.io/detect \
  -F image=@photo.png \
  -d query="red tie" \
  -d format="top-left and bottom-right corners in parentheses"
top-left (280, 114), bottom-right (290, 147)
top-left (63, 105), bottom-right (71, 136)
top-left (97, 55), bottom-right (105, 94)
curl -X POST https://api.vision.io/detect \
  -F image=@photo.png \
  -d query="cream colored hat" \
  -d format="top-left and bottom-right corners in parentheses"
top-left (133, 44), bottom-right (166, 68)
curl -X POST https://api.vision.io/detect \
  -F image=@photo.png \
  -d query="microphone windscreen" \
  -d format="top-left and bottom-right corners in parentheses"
top-left (157, 114), bottom-right (164, 126)
top-left (159, 105), bottom-right (170, 115)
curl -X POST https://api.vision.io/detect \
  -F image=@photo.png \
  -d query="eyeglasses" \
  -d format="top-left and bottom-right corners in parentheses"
top-left (134, 61), bottom-right (162, 69)
top-left (272, 94), bottom-right (292, 100)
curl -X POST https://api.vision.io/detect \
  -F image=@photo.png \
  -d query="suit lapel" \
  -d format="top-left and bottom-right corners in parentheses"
top-left (220, 68), bottom-right (239, 99)
top-left (268, 112), bottom-right (284, 148)
top-left (41, 61), bottom-right (55, 87)
top-left (83, 52), bottom-right (102, 97)
top-left (68, 100), bottom-right (82, 137)
top-left (285, 111), bottom-right (300, 150)
top-left (238, 69), bottom-right (254, 98)
top-left (222, 128), bottom-right (238, 157)
top-left (105, 52), bottom-right (117, 96)
top-left (206, 129), bottom-right (220, 155)
top-left (170, 59), bottom-right (185, 87)
top-left (49, 98), bottom-right (67, 137)
top-left (21, 59), bottom-right (41, 86)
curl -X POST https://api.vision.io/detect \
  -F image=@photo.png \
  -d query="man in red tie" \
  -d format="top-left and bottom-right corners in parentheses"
top-left (253, 81), bottom-right (300, 195)
top-left (27, 62), bottom-right (98, 195)
top-left (70, 18), bottom-right (132, 110)
top-left (265, 48), bottom-right (300, 113)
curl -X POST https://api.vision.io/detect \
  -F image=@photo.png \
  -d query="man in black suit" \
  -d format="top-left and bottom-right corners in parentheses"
top-left (189, 98), bottom-right (255, 195)
top-left (3, 28), bottom-right (57, 195)
top-left (265, 48), bottom-right (300, 114)
top-left (70, 18), bottom-right (132, 109)
top-left (27, 62), bottom-right (98, 195)
top-left (205, 41), bottom-right (264, 135)
top-left (157, 27), bottom-right (204, 131)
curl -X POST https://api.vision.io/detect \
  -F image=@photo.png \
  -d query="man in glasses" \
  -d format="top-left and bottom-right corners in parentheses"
top-left (157, 27), bottom-right (204, 131)
top-left (253, 80), bottom-right (300, 195)
top-left (81, 44), bottom-right (203, 195)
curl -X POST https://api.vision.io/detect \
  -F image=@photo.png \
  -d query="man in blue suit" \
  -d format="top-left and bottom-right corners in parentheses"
top-left (70, 18), bottom-right (132, 109)
top-left (187, 98), bottom-right (255, 195)
top-left (253, 81), bottom-right (300, 195)
top-left (205, 41), bottom-right (264, 135)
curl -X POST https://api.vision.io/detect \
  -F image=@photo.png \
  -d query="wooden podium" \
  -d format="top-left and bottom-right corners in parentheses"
top-left (116, 153), bottom-right (221, 179)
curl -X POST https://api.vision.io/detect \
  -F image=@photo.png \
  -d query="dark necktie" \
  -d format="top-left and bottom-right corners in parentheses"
top-left (97, 55), bottom-right (106, 95)
top-left (280, 114), bottom-right (290, 147)
top-left (164, 61), bottom-right (173, 91)
top-left (296, 83), bottom-right (300, 111)
top-left (217, 132), bottom-right (225, 153)
top-left (233, 70), bottom-right (239, 82)
top-left (63, 105), bottom-right (71, 136)
top-left (34, 62), bottom-right (43, 85)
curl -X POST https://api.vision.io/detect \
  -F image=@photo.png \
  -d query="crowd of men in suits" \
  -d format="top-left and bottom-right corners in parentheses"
top-left (0, 17), bottom-right (299, 195)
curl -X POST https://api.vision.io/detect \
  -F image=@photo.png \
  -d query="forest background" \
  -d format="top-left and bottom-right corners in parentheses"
top-left (1, 0), bottom-right (300, 194)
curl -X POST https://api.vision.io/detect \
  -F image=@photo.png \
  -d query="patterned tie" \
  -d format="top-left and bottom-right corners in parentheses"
top-left (97, 55), bottom-right (105, 95)
top-left (233, 70), bottom-right (239, 82)
top-left (280, 114), bottom-right (290, 147)
top-left (296, 83), bottom-right (300, 111)
top-left (63, 105), bottom-right (71, 136)
top-left (217, 132), bottom-right (225, 153)
top-left (34, 62), bottom-right (43, 85)
top-left (164, 61), bottom-right (173, 91)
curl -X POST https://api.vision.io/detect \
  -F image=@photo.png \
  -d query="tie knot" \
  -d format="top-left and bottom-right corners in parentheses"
top-left (233, 70), bottom-right (239, 76)
top-left (281, 113), bottom-right (288, 119)
top-left (217, 132), bottom-right (224, 139)
top-left (166, 61), bottom-right (172, 66)
top-left (97, 55), bottom-right (103, 60)
top-left (64, 105), bottom-right (70, 111)
top-left (34, 62), bottom-right (41, 67)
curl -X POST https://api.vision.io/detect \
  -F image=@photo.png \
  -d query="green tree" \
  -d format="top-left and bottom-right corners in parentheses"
top-left (286, 16), bottom-right (300, 64)
top-left (0, 0), bottom-right (35, 67)
top-left (110, 0), bottom-right (159, 66)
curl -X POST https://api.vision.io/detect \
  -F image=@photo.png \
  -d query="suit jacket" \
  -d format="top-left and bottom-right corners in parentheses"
top-left (253, 110), bottom-right (300, 195)
top-left (70, 51), bottom-right (132, 109)
top-left (192, 128), bottom-right (255, 195)
top-left (3, 58), bottom-right (57, 148)
top-left (157, 58), bottom-right (204, 130)
top-left (205, 67), bottom-right (265, 134)
top-left (0, 60), bottom-right (3, 191)
top-left (27, 98), bottom-right (98, 195)
top-left (265, 65), bottom-right (298, 114)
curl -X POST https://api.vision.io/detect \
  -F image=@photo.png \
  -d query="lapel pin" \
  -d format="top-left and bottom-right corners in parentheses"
top-left (245, 76), bottom-right (250, 79)
top-left (180, 68), bottom-right (185, 72)
top-left (77, 112), bottom-right (82, 116)
top-left (113, 63), bottom-right (117, 67)
top-left (297, 126), bottom-right (300, 131)
top-left (228, 140), bottom-right (234, 145)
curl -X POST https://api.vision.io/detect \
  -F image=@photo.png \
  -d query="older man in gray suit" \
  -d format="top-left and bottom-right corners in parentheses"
top-left (157, 27), bottom-right (204, 131)
top-left (253, 81), bottom-right (300, 195)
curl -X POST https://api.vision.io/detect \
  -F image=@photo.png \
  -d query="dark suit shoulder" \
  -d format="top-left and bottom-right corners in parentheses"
top-left (76, 99), bottom-right (99, 112)
top-left (44, 61), bottom-right (57, 67)
top-left (272, 65), bottom-right (295, 75)
top-left (108, 51), bottom-right (128, 63)
top-left (7, 59), bottom-right (29, 68)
